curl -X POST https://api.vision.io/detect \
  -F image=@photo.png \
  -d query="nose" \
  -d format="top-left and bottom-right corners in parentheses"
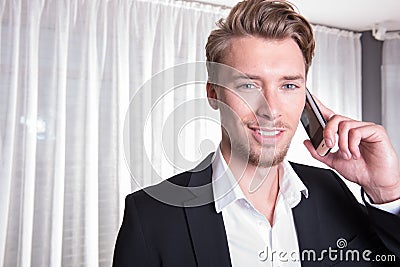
top-left (255, 88), bottom-right (281, 121)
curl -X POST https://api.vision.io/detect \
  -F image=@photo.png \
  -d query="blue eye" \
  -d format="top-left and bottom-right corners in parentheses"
top-left (282, 84), bottom-right (298, 90)
top-left (237, 83), bottom-right (259, 90)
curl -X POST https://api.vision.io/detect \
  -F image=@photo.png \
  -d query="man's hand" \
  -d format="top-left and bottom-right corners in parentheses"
top-left (303, 96), bottom-right (400, 204)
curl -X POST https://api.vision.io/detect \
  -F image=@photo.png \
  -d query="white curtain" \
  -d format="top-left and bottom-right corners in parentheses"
top-left (382, 38), bottom-right (400, 156)
top-left (0, 0), bottom-right (227, 266)
top-left (0, 0), bottom-right (132, 266)
top-left (0, 1), bottom-right (362, 266)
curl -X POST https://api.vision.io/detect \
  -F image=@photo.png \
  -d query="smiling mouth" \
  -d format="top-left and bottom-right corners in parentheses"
top-left (256, 129), bottom-right (281, 137)
top-left (248, 125), bottom-right (285, 144)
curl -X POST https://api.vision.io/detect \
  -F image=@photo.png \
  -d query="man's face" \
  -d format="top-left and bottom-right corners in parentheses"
top-left (207, 36), bottom-right (306, 167)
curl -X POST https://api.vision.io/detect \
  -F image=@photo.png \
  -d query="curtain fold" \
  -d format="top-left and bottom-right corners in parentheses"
top-left (382, 37), bottom-right (400, 156)
top-left (48, 1), bottom-right (69, 266)
top-left (126, 0), bottom-right (227, 189)
top-left (0, 0), bottom-right (362, 266)
top-left (0, 0), bottom-right (19, 264)
top-left (310, 25), bottom-right (362, 120)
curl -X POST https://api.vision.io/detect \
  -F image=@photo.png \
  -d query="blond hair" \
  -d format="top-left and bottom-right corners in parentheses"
top-left (206, 0), bottom-right (315, 74)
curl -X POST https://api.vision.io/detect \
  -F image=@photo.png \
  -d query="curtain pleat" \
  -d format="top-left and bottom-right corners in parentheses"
top-left (47, 1), bottom-right (69, 265)
top-left (382, 38), bottom-right (400, 156)
top-left (0, 0), bottom-right (18, 264)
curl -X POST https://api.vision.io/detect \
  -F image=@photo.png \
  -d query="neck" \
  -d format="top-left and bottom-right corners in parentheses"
top-left (220, 147), bottom-right (281, 224)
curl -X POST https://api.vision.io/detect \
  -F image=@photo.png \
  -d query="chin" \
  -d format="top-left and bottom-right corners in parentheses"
top-left (249, 143), bottom-right (290, 167)
top-left (248, 152), bottom-right (286, 168)
top-left (228, 137), bottom-right (291, 167)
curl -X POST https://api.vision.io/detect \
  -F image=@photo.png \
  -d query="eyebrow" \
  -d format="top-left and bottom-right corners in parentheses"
top-left (231, 73), bottom-right (305, 82)
top-left (230, 74), bottom-right (261, 80)
top-left (280, 75), bottom-right (305, 82)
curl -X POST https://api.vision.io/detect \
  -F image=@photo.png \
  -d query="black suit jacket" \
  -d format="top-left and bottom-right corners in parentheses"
top-left (113, 157), bottom-right (400, 266)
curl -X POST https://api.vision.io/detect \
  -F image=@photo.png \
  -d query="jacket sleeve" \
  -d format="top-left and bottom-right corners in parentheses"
top-left (361, 191), bottom-right (400, 259)
top-left (112, 195), bottom-right (158, 267)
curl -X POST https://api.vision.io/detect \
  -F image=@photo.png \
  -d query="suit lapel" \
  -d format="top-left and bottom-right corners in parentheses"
top-left (290, 162), bottom-right (323, 253)
top-left (292, 194), bottom-right (322, 252)
top-left (183, 155), bottom-right (232, 266)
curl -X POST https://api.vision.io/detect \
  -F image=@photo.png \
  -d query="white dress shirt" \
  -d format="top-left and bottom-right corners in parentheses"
top-left (212, 148), bottom-right (307, 266)
top-left (211, 147), bottom-right (400, 267)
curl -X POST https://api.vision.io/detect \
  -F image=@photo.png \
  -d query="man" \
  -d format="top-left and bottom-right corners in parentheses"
top-left (113, 0), bottom-right (400, 266)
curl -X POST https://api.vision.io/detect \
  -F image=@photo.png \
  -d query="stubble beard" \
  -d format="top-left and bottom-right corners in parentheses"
top-left (231, 139), bottom-right (291, 168)
top-left (221, 118), bottom-right (293, 168)
top-left (232, 121), bottom-right (292, 168)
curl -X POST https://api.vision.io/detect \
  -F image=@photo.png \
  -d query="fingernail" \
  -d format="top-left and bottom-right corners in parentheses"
top-left (341, 151), bottom-right (350, 160)
top-left (325, 138), bottom-right (333, 147)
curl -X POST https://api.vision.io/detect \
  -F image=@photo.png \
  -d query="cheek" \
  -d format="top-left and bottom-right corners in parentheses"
top-left (294, 101), bottom-right (305, 118)
top-left (285, 97), bottom-right (305, 123)
top-left (219, 90), bottom-right (252, 117)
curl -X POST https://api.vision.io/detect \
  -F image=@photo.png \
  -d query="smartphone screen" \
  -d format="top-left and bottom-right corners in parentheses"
top-left (301, 89), bottom-right (330, 156)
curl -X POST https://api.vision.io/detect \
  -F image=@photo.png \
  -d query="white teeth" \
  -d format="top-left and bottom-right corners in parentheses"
top-left (257, 130), bottom-right (279, 136)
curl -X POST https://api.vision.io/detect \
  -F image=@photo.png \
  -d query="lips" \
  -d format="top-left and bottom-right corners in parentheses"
top-left (249, 125), bottom-right (284, 144)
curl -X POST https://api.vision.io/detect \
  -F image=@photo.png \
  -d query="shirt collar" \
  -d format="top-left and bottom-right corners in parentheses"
top-left (212, 147), bottom-right (309, 213)
top-left (212, 147), bottom-right (244, 213)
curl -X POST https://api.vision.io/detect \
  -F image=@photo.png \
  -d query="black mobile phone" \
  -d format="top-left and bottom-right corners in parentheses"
top-left (300, 89), bottom-right (331, 156)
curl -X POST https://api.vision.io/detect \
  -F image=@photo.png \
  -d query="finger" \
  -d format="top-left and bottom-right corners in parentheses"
top-left (352, 123), bottom-right (387, 143)
top-left (323, 114), bottom-right (349, 149)
top-left (347, 123), bottom-right (388, 156)
top-left (348, 127), bottom-right (362, 160)
top-left (337, 120), bottom-right (355, 160)
top-left (323, 114), bottom-right (373, 149)
top-left (337, 120), bottom-right (376, 160)
top-left (303, 140), bottom-right (334, 167)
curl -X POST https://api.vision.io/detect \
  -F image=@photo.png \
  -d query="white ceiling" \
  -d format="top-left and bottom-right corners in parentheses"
top-left (198, 0), bottom-right (400, 32)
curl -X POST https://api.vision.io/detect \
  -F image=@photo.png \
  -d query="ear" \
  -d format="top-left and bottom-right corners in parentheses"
top-left (206, 82), bottom-right (219, 110)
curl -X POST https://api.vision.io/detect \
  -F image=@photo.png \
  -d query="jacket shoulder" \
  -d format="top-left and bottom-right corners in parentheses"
top-left (289, 162), bottom-right (357, 199)
top-left (126, 170), bottom-right (192, 206)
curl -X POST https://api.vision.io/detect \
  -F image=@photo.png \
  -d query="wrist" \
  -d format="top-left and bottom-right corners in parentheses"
top-left (363, 184), bottom-right (400, 204)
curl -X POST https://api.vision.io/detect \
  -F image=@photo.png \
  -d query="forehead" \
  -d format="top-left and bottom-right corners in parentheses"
top-left (220, 36), bottom-right (306, 78)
